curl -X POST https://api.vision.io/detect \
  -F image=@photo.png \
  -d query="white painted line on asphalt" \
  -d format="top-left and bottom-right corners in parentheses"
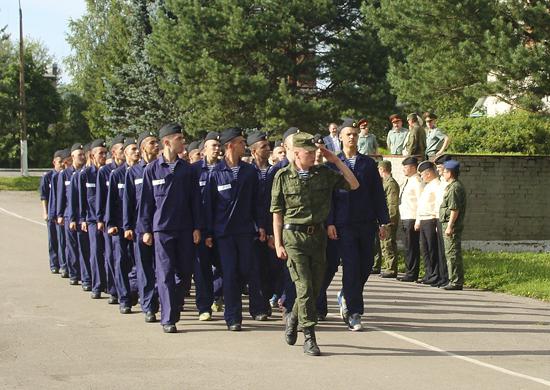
top-left (370, 325), bottom-right (550, 387)
top-left (0, 206), bottom-right (46, 227)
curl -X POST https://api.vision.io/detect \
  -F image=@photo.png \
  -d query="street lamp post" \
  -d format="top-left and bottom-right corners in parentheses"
top-left (19, 0), bottom-right (28, 177)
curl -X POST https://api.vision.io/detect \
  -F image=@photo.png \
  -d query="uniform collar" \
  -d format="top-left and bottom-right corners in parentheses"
top-left (158, 154), bottom-right (181, 167)
top-left (218, 158), bottom-right (242, 172)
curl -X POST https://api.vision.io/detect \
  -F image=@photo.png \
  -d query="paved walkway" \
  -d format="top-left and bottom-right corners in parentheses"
top-left (0, 191), bottom-right (549, 390)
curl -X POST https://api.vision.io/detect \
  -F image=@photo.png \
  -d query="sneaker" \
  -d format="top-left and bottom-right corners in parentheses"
top-left (253, 313), bottom-right (268, 321)
top-left (269, 294), bottom-right (278, 309)
top-left (337, 290), bottom-right (349, 324)
top-left (348, 313), bottom-right (362, 331)
top-left (211, 298), bottom-right (224, 313)
top-left (199, 312), bottom-right (212, 321)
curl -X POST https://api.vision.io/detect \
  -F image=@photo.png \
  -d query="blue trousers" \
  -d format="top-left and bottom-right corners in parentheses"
top-left (216, 233), bottom-right (267, 325)
top-left (134, 233), bottom-right (158, 314)
top-left (256, 241), bottom-right (285, 307)
top-left (103, 231), bottom-right (118, 296)
top-left (46, 219), bottom-right (59, 271)
top-left (281, 266), bottom-right (296, 313)
top-left (338, 223), bottom-right (376, 316)
top-left (316, 238), bottom-right (340, 317)
top-left (88, 223), bottom-right (105, 293)
top-left (77, 225), bottom-right (91, 287)
top-left (56, 223), bottom-right (67, 271)
top-left (154, 230), bottom-right (194, 326)
top-left (112, 231), bottom-right (137, 307)
top-left (64, 220), bottom-right (80, 281)
top-left (194, 239), bottom-right (218, 314)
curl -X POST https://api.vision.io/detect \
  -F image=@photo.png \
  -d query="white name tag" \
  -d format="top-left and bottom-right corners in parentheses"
top-left (64, 181), bottom-right (70, 186)
top-left (85, 183), bottom-right (96, 188)
top-left (134, 178), bottom-right (143, 185)
top-left (106, 181), bottom-right (110, 186)
top-left (217, 183), bottom-right (231, 191)
top-left (199, 180), bottom-right (206, 187)
top-left (152, 179), bottom-right (165, 186)
top-left (49, 184), bottom-right (51, 188)
top-left (117, 183), bottom-right (125, 189)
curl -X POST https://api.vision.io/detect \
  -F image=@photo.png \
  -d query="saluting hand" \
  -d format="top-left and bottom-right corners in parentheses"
top-left (318, 145), bottom-right (338, 164)
top-left (143, 232), bottom-right (153, 246)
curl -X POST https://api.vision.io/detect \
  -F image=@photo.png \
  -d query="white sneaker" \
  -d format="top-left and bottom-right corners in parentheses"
top-left (337, 290), bottom-right (348, 323)
top-left (199, 312), bottom-right (212, 321)
top-left (348, 313), bottom-right (362, 331)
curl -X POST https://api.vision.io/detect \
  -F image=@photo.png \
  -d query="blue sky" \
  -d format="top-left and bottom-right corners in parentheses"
top-left (0, 0), bottom-right (86, 83)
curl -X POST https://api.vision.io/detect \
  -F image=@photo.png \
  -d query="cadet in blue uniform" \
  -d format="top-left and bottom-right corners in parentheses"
top-left (107, 137), bottom-right (140, 313)
top-left (123, 131), bottom-right (160, 323)
top-left (191, 131), bottom-right (221, 321)
top-left (40, 150), bottom-right (65, 273)
top-left (138, 123), bottom-right (201, 333)
top-left (57, 143), bottom-right (88, 285)
top-left (327, 119), bottom-right (390, 331)
top-left (97, 134), bottom-right (126, 303)
top-left (50, 149), bottom-right (71, 276)
top-left (204, 127), bottom-right (268, 331)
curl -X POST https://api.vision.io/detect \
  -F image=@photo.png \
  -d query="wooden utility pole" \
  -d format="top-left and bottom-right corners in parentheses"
top-left (19, 0), bottom-right (28, 176)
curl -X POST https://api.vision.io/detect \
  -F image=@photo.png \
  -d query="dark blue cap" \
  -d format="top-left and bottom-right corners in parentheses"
top-left (53, 149), bottom-right (65, 159)
top-left (137, 130), bottom-right (156, 148)
top-left (444, 160), bottom-right (460, 170)
top-left (205, 131), bottom-right (220, 142)
top-left (339, 118), bottom-right (357, 130)
top-left (60, 148), bottom-right (71, 159)
top-left (159, 123), bottom-right (183, 139)
top-left (434, 154), bottom-right (452, 165)
top-left (418, 160), bottom-right (435, 172)
top-left (109, 134), bottom-right (126, 148)
top-left (247, 132), bottom-right (267, 146)
top-left (402, 156), bottom-right (418, 166)
top-left (123, 137), bottom-right (137, 150)
top-left (83, 143), bottom-right (91, 153)
top-left (219, 127), bottom-right (244, 145)
top-left (283, 127), bottom-right (300, 141)
top-left (187, 141), bottom-right (201, 152)
top-left (90, 139), bottom-right (107, 149)
top-left (273, 140), bottom-right (284, 148)
top-left (70, 143), bottom-right (83, 153)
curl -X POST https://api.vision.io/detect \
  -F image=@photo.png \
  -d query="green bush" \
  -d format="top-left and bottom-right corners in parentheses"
top-left (439, 111), bottom-right (550, 155)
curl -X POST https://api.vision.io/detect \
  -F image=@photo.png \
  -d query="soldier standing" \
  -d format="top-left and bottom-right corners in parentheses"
top-left (378, 160), bottom-right (400, 278)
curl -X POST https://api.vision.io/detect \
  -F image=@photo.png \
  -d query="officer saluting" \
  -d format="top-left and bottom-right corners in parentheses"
top-left (138, 123), bottom-right (201, 333)
top-left (271, 131), bottom-right (359, 356)
top-left (204, 127), bottom-right (269, 331)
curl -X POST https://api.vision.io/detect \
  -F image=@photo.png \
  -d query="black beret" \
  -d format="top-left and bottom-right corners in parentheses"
top-left (61, 148), bottom-right (71, 159)
top-left (137, 130), bottom-right (156, 148)
top-left (204, 131), bottom-right (220, 142)
top-left (219, 127), bottom-right (244, 145)
top-left (418, 160), bottom-right (435, 173)
top-left (198, 140), bottom-right (205, 151)
top-left (312, 133), bottom-right (325, 144)
top-left (83, 143), bottom-right (91, 153)
top-left (159, 123), bottom-right (183, 139)
top-left (434, 154), bottom-right (452, 165)
top-left (123, 137), bottom-right (137, 150)
top-left (402, 156), bottom-right (418, 166)
top-left (247, 131), bottom-right (268, 146)
top-left (53, 149), bottom-right (65, 159)
top-left (70, 143), bottom-right (83, 153)
top-left (187, 141), bottom-right (200, 152)
top-left (283, 127), bottom-right (300, 141)
top-left (110, 134), bottom-right (126, 147)
top-left (90, 139), bottom-right (107, 149)
top-left (339, 118), bottom-right (357, 130)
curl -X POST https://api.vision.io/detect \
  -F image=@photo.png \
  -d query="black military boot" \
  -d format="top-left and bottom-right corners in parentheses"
top-left (303, 326), bottom-right (321, 356)
top-left (284, 312), bottom-right (298, 345)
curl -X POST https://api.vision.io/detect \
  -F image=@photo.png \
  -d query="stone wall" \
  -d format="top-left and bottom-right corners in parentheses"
top-left (380, 154), bottom-right (550, 244)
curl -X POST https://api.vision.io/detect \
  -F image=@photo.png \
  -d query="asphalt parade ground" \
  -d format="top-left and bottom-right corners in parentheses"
top-left (1, 191), bottom-right (549, 390)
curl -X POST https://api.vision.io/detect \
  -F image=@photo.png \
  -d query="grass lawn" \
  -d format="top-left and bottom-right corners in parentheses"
top-left (0, 176), bottom-right (41, 191)
top-left (464, 250), bottom-right (550, 302)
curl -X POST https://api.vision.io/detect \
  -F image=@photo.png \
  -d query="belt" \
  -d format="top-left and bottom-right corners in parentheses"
top-left (283, 223), bottom-right (323, 235)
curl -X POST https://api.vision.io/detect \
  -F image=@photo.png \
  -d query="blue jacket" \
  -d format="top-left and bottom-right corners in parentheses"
top-left (68, 168), bottom-right (83, 223)
top-left (123, 160), bottom-right (147, 233)
top-left (78, 164), bottom-right (100, 223)
top-left (138, 155), bottom-right (200, 233)
top-left (47, 171), bottom-right (60, 220)
top-left (204, 159), bottom-right (263, 237)
top-left (96, 162), bottom-right (118, 224)
top-left (327, 153), bottom-right (390, 227)
top-left (191, 159), bottom-right (216, 232)
top-left (106, 163), bottom-right (128, 229)
top-left (39, 170), bottom-right (54, 220)
top-left (56, 166), bottom-right (75, 219)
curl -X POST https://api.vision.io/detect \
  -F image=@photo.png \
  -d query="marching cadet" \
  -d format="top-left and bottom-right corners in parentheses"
top-left (54, 149), bottom-right (73, 279)
top-left (326, 119), bottom-right (389, 331)
top-left (415, 161), bottom-right (441, 285)
top-left (123, 130), bottom-right (160, 323)
top-left (138, 123), bottom-right (201, 333)
top-left (204, 127), bottom-right (269, 331)
top-left (40, 150), bottom-right (65, 273)
top-left (56, 143), bottom-right (85, 285)
top-left (97, 134), bottom-right (126, 304)
top-left (271, 131), bottom-right (359, 356)
top-left (191, 131), bottom-right (221, 321)
top-left (79, 139), bottom-right (108, 298)
top-left (378, 160), bottom-right (401, 278)
top-left (107, 137), bottom-right (140, 314)
top-left (439, 160), bottom-right (467, 291)
top-left (187, 141), bottom-right (202, 163)
top-left (397, 157), bottom-right (423, 282)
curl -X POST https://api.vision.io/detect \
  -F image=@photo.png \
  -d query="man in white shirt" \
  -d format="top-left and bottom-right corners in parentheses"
top-left (397, 157), bottom-right (423, 282)
top-left (415, 161), bottom-right (441, 286)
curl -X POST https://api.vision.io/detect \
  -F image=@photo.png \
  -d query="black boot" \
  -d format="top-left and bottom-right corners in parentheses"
top-left (303, 326), bottom-right (321, 356)
top-left (284, 312), bottom-right (298, 345)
